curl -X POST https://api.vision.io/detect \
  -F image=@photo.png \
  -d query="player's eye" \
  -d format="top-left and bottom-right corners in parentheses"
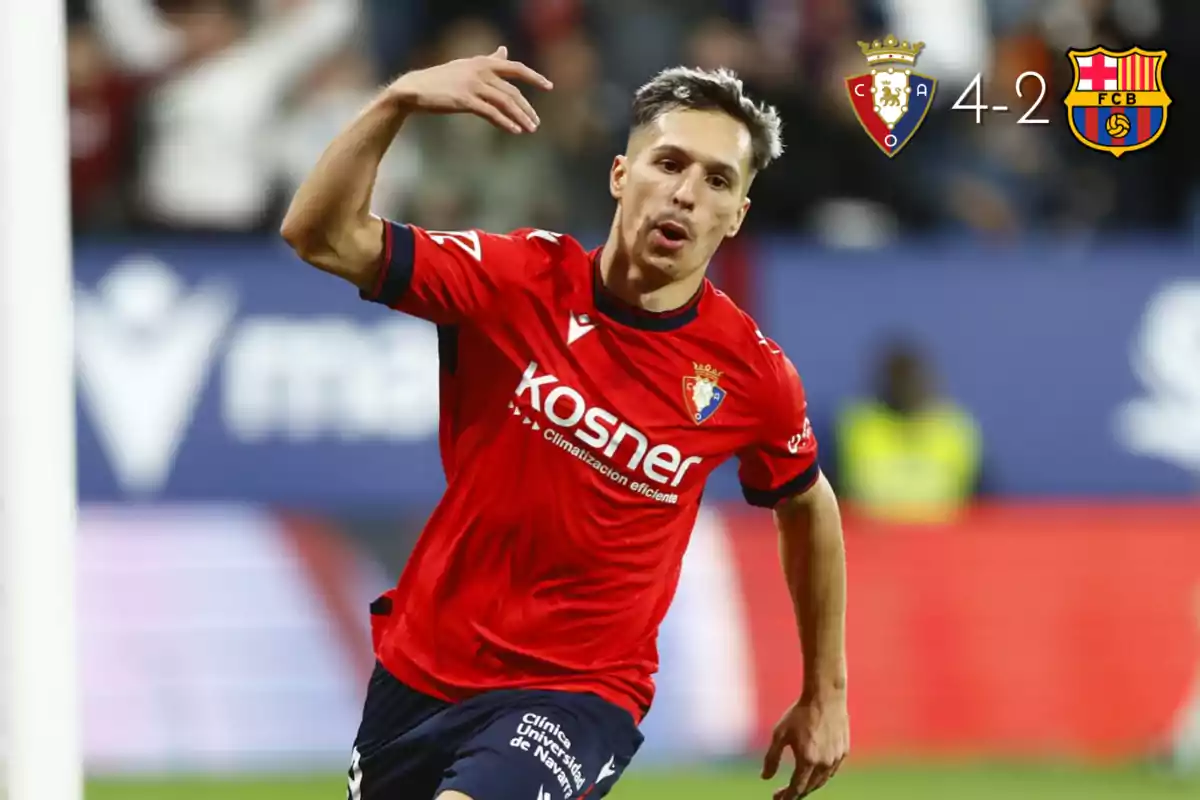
top-left (658, 158), bottom-right (681, 173)
top-left (707, 174), bottom-right (731, 190)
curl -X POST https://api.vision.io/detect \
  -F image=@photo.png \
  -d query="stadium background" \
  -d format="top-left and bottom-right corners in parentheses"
top-left (59, 0), bottom-right (1199, 797)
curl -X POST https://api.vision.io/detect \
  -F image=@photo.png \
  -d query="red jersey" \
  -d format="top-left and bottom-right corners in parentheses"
top-left (361, 222), bottom-right (819, 722)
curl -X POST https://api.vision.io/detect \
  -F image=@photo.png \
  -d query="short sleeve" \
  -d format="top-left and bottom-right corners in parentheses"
top-left (359, 220), bottom-right (536, 324)
top-left (737, 351), bottom-right (820, 508)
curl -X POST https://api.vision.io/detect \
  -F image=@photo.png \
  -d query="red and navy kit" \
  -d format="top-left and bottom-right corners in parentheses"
top-left (348, 221), bottom-right (819, 798)
top-left (362, 221), bottom-right (819, 721)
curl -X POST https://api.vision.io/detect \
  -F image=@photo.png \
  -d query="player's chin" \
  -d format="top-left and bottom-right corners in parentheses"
top-left (637, 253), bottom-right (688, 284)
top-left (641, 243), bottom-right (689, 271)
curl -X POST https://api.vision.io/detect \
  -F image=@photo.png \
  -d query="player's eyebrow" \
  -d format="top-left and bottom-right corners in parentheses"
top-left (649, 143), bottom-right (741, 182)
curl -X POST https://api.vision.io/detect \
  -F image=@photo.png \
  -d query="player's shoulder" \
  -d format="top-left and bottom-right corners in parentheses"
top-left (411, 225), bottom-right (586, 266)
top-left (497, 228), bottom-right (591, 281)
top-left (702, 285), bottom-right (799, 388)
top-left (504, 228), bottom-right (588, 259)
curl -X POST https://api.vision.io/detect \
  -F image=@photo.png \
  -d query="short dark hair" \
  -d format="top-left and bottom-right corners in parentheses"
top-left (630, 66), bottom-right (784, 173)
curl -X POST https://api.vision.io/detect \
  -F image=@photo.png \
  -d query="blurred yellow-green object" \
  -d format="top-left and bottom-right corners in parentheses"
top-left (835, 400), bottom-right (983, 524)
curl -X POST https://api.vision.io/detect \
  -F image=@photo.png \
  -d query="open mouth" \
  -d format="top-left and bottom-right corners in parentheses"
top-left (654, 221), bottom-right (689, 242)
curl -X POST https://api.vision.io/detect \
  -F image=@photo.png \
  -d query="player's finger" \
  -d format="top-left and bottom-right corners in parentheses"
top-left (801, 763), bottom-right (832, 796)
top-left (487, 74), bottom-right (540, 130)
top-left (464, 94), bottom-right (523, 134)
top-left (773, 772), bottom-right (809, 800)
top-left (491, 58), bottom-right (555, 91)
top-left (811, 755), bottom-right (845, 792)
top-left (492, 45), bottom-right (507, 59)
top-left (475, 81), bottom-right (536, 132)
top-left (790, 764), bottom-right (814, 798)
top-left (809, 753), bottom-right (847, 795)
top-left (761, 734), bottom-right (785, 779)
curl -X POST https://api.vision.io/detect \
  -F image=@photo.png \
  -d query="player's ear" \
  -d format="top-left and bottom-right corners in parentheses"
top-left (610, 155), bottom-right (626, 200)
top-left (727, 197), bottom-right (751, 238)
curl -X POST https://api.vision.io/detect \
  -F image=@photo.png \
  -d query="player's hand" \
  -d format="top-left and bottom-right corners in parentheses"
top-left (761, 691), bottom-right (849, 799)
top-left (387, 45), bottom-right (553, 134)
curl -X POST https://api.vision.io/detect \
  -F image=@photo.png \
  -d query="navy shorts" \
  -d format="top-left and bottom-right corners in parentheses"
top-left (347, 662), bottom-right (645, 800)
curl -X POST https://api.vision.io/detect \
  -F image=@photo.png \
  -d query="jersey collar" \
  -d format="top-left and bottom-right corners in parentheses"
top-left (589, 247), bottom-right (704, 332)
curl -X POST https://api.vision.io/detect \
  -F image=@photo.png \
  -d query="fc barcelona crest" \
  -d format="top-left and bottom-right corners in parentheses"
top-left (845, 35), bottom-right (937, 157)
top-left (1064, 46), bottom-right (1170, 157)
top-left (683, 363), bottom-right (726, 425)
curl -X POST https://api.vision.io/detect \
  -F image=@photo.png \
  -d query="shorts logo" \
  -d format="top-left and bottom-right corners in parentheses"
top-left (597, 755), bottom-right (617, 783)
top-left (683, 362), bottom-right (726, 424)
top-left (509, 712), bottom-right (586, 797)
top-left (346, 747), bottom-right (363, 800)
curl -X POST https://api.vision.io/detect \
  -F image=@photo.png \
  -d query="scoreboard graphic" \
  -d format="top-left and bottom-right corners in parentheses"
top-left (847, 37), bottom-right (1173, 159)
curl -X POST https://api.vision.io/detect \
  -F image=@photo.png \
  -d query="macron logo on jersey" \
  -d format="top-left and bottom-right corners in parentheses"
top-left (567, 312), bottom-right (595, 345)
top-left (514, 361), bottom-right (702, 499)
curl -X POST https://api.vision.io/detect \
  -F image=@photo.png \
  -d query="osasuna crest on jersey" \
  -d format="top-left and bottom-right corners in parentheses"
top-left (682, 362), bottom-right (727, 424)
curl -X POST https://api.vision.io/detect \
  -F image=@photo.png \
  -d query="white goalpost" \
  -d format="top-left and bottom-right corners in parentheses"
top-left (0, 0), bottom-right (82, 798)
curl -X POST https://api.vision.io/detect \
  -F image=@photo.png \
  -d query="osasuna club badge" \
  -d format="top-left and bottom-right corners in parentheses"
top-left (1064, 46), bottom-right (1170, 157)
top-left (846, 35), bottom-right (937, 157)
top-left (682, 363), bottom-right (726, 424)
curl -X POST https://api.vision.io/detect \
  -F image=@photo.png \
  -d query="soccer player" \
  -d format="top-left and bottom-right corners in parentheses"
top-left (281, 46), bottom-right (850, 800)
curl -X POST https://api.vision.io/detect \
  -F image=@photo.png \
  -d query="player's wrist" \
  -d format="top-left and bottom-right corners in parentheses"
top-left (382, 73), bottom-right (424, 113)
top-left (801, 672), bottom-right (848, 702)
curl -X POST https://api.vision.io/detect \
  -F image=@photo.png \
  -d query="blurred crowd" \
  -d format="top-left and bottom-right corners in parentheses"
top-left (67, 0), bottom-right (1198, 242)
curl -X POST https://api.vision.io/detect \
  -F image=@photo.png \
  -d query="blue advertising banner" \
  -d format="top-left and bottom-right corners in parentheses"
top-left (73, 238), bottom-right (1199, 508)
top-left (754, 238), bottom-right (1200, 497)
top-left (74, 240), bottom-right (445, 509)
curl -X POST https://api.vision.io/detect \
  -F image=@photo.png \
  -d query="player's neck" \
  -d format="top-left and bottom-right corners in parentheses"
top-left (598, 239), bottom-right (706, 314)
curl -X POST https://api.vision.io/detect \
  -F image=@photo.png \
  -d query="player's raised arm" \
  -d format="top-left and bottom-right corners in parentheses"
top-left (280, 46), bottom-right (553, 291)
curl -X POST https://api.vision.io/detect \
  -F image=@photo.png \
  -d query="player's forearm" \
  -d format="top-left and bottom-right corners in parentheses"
top-left (280, 89), bottom-right (412, 287)
top-left (774, 473), bottom-right (848, 699)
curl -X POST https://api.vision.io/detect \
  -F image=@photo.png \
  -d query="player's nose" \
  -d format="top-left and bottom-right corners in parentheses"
top-left (670, 171), bottom-right (700, 210)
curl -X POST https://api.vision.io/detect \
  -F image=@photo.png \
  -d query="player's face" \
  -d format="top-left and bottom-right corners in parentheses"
top-left (611, 109), bottom-right (753, 283)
